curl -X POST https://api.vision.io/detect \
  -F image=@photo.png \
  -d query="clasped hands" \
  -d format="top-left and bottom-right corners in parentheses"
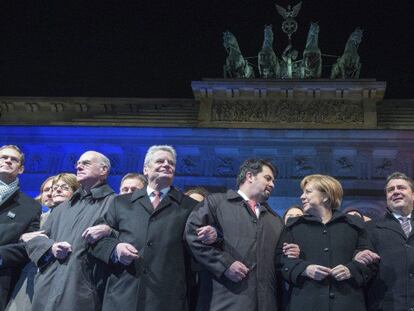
top-left (302, 264), bottom-right (351, 281)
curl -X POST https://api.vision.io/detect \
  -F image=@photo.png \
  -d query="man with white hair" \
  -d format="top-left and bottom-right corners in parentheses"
top-left (91, 145), bottom-right (198, 311)
top-left (25, 151), bottom-right (116, 311)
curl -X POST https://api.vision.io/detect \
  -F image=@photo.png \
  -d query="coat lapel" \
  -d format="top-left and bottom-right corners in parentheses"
top-left (377, 213), bottom-right (407, 239)
top-left (131, 189), bottom-right (154, 215)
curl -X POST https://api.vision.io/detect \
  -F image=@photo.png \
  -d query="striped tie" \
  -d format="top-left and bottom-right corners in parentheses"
top-left (152, 191), bottom-right (161, 209)
top-left (399, 216), bottom-right (411, 237)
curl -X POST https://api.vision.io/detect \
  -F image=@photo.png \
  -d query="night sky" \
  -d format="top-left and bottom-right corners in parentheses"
top-left (0, 0), bottom-right (412, 99)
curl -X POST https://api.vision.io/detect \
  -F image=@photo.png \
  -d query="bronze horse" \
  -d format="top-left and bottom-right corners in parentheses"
top-left (223, 31), bottom-right (254, 78)
top-left (331, 27), bottom-right (363, 79)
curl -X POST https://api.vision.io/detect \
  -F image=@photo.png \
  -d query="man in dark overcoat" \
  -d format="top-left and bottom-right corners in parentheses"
top-left (0, 145), bottom-right (41, 311)
top-left (90, 145), bottom-right (197, 311)
top-left (25, 151), bottom-right (115, 311)
top-left (185, 159), bottom-right (296, 311)
top-left (355, 172), bottom-right (414, 311)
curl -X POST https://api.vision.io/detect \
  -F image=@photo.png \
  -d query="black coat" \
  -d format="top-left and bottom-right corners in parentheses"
top-left (0, 189), bottom-right (41, 311)
top-left (185, 190), bottom-right (284, 311)
top-left (277, 211), bottom-right (374, 311)
top-left (366, 210), bottom-right (414, 311)
top-left (25, 184), bottom-right (115, 311)
top-left (90, 187), bottom-right (197, 311)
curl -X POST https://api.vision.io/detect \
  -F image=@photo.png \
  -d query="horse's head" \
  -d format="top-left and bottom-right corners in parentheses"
top-left (263, 25), bottom-right (274, 47)
top-left (305, 22), bottom-right (319, 49)
top-left (223, 30), bottom-right (240, 52)
top-left (309, 22), bottom-right (319, 35)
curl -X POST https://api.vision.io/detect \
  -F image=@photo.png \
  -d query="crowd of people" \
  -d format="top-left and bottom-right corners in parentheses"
top-left (0, 143), bottom-right (413, 311)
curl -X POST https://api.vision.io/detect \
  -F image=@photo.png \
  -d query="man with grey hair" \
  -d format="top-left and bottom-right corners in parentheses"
top-left (119, 173), bottom-right (147, 194)
top-left (25, 151), bottom-right (116, 311)
top-left (91, 145), bottom-right (198, 311)
top-left (0, 145), bottom-right (41, 311)
top-left (355, 172), bottom-right (414, 310)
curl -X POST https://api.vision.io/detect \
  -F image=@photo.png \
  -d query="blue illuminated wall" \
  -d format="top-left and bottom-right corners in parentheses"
top-left (1, 125), bottom-right (414, 217)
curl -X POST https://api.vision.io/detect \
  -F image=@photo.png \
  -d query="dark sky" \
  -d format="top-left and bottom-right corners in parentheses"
top-left (0, 0), bottom-right (412, 99)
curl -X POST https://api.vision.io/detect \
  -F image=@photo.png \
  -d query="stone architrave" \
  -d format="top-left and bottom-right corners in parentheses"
top-left (192, 79), bottom-right (386, 129)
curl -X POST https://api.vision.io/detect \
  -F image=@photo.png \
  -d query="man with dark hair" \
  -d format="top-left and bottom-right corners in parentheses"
top-left (355, 171), bottom-right (414, 310)
top-left (119, 173), bottom-right (147, 194)
top-left (0, 145), bottom-right (41, 311)
top-left (185, 158), bottom-right (298, 311)
top-left (90, 145), bottom-right (198, 311)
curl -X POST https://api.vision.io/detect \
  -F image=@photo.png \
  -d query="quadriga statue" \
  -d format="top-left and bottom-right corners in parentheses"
top-left (223, 31), bottom-right (254, 78)
top-left (331, 27), bottom-right (363, 79)
top-left (258, 25), bottom-right (280, 78)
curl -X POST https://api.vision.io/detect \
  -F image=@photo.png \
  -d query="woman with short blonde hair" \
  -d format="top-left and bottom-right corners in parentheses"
top-left (278, 174), bottom-right (373, 311)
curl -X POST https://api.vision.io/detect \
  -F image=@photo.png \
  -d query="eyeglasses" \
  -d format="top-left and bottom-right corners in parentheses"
top-left (0, 155), bottom-right (21, 164)
top-left (52, 184), bottom-right (71, 192)
top-left (75, 160), bottom-right (92, 169)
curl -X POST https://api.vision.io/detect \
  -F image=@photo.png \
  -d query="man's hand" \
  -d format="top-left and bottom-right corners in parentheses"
top-left (302, 264), bottom-right (331, 281)
top-left (20, 230), bottom-right (47, 242)
top-left (196, 225), bottom-right (217, 245)
top-left (51, 242), bottom-right (72, 260)
top-left (331, 264), bottom-right (351, 281)
top-left (282, 243), bottom-right (300, 258)
top-left (224, 261), bottom-right (249, 282)
top-left (354, 250), bottom-right (380, 265)
top-left (115, 243), bottom-right (139, 265)
top-left (82, 224), bottom-right (112, 244)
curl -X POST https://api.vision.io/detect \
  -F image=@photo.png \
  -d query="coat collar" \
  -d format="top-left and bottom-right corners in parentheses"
top-left (226, 189), bottom-right (276, 216)
top-left (286, 209), bottom-right (364, 229)
top-left (375, 209), bottom-right (410, 238)
top-left (71, 183), bottom-right (115, 203)
top-left (130, 186), bottom-right (183, 214)
top-left (0, 187), bottom-right (19, 209)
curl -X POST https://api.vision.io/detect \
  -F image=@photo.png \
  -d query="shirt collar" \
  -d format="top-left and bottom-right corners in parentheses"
top-left (237, 189), bottom-right (249, 201)
top-left (393, 212), bottom-right (412, 220)
top-left (147, 186), bottom-right (170, 197)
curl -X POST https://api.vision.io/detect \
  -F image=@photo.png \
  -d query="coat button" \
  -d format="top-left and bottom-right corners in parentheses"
top-left (324, 247), bottom-right (329, 252)
top-left (322, 230), bottom-right (327, 234)
top-left (142, 269), bottom-right (148, 274)
top-left (329, 292), bottom-right (335, 299)
top-left (252, 219), bottom-right (257, 223)
top-left (409, 273), bottom-right (414, 279)
top-left (147, 241), bottom-right (153, 247)
top-left (284, 267), bottom-right (289, 272)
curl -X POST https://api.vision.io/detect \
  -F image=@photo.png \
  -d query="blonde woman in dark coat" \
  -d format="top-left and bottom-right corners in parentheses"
top-left (278, 174), bottom-right (375, 311)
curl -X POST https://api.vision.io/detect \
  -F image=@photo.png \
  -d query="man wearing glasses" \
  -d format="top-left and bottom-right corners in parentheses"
top-left (0, 145), bottom-right (41, 311)
top-left (25, 151), bottom-right (115, 311)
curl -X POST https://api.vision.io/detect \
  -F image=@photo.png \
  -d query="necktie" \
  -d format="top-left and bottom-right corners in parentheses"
top-left (247, 200), bottom-right (257, 215)
top-left (152, 191), bottom-right (161, 209)
top-left (399, 216), bottom-right (411, 237)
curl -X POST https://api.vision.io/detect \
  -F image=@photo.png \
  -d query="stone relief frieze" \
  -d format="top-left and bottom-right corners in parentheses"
top-left (177, 156), bottom-right (202, 176)
top-left (373, 158), bottom-right (395, 178)
top-left (211, 99), bottom-right (364, 124)
top-left (292, 157), bottom-right (314, 177)
top-left (214, 157), bottom-right (237, 177)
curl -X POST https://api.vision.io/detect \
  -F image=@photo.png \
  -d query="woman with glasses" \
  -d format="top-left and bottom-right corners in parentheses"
top-left (5, 173), bottom-right (80, 311)
top-left (277, 174), bottom-right (374, 311)
top-left (50, 173), bottom-right (80, 207)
